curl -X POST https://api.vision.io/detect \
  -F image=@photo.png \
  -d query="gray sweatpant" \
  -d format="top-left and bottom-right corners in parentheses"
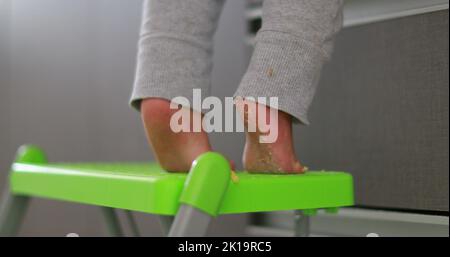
top-left (131, 0), bottom-right (343, 124)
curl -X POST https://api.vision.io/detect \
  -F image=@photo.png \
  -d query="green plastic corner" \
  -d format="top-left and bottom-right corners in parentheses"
top-left (179, 152), bottom-right (231, 216)
top-left (15, 145), bottom-right (47, 164)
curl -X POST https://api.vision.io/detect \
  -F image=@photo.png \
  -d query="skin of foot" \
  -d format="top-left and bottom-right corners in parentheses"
top-left (141, 98), bottom-right (212, 172)
top-left (141, 97), bottom-right (302, 174)
top-left (141, 98), bottom-right (235, 173)
top-left (235, 97), bottom-right (305, 174)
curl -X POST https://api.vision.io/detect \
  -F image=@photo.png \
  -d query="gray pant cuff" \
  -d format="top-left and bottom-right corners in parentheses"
top-left (130, 84), bottom-right (209, 114)
top-left (235, 31), bottom-right (327, 125)
top-left (130, 37), bottom-right (212, 113)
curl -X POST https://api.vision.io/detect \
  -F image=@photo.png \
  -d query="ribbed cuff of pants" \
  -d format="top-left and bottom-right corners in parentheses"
top-left (130, 36), bottom-right (212, 114)
top-left (234, 31), bottom-right (327, 125)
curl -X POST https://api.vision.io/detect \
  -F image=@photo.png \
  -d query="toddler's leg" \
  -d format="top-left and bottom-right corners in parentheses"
top-left (235, 0), bottom-right (344, 173)
top-left (131, 0), bottom-right (225, 172)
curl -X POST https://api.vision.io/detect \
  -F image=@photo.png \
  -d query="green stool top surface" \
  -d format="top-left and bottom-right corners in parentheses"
top-left (10, 162), bottom-right (354, 215)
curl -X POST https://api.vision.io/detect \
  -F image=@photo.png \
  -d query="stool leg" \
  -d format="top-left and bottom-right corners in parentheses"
top-left (100, 207), bottom-right (123, 237)
top-left (294, 210), bottom-right (310, 237)
top-left (0, 186), bottom-right (30, 236)
top-left (158, 215), bottom-right (174, 236)
top-left (168, 205), bottom-right (212, 237)
top-left (167, 152), bottom-right (230, 237)
top-left (124, 210), bottom-right (140, 237)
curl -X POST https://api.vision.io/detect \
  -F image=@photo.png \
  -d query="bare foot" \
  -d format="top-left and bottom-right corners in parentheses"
top-left (235, 98), bottom-right (305, 174)
top-left (141, 98), bottom-right (234, 172)
top-left (141, 98), bottom-right (212, 172)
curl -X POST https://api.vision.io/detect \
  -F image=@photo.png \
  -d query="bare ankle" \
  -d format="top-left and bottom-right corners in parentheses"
top-left (140, 98), bottom-right (212, 172)
top-left (236, 98), bottom-right (304, 174)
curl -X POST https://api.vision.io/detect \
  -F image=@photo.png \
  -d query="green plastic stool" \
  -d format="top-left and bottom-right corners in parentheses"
top-left (0, 145), bottom-right (354, 236)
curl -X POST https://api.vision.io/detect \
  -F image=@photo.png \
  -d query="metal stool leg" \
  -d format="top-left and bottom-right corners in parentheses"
top-left (100, 207), bottom-right (124, 237)
top-left (168, 205), bottom-right (212, 237)
top-left (0, 145), bottom-right (47, 236)
top-left (124, 210), bottom-right (140, 237)
top-left (294, 210), bottom-right (311, 237)
top-left (158, 215), bottom-right (174, 236)
top-left (0, 187), bottom-right (30, 236)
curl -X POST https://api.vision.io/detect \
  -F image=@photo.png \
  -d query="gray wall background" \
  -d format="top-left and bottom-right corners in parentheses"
top-left (0, 0), bottom-right (248, 236)
top-left (297, 10), bottom-right (449, 212)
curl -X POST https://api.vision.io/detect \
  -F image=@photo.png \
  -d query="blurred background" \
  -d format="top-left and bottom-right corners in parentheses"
top-left (0, 0), bottom-right (448, 236)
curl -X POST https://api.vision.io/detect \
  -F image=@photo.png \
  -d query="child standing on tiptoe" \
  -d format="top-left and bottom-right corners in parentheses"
top-left (130, 0), bottom-right (344, 173)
